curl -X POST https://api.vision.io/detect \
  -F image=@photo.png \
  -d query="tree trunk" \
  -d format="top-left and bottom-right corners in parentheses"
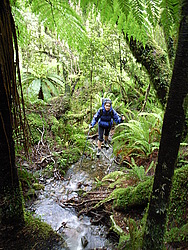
top-left (142, 1), bottom-right (188, 249)
top-left (125, 35), bottom-right (171, 108)
top-left (0, 0), bottom-right (24, 230)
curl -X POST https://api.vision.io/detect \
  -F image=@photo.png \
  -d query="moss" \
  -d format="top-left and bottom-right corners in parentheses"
top-left (102, 171), bottom-right (126, 188)
top-left (167, 165), bottom-right (188, 228)
top-left (27, 113), bottom-right (48, 144)
top-left (166, 223), bottom-right (188, 243)
top-left (109, 166), bottom-right (188, 248)
top-left (32, 183), bottom-right (45, 191)
top-left (107, 166), bottom-right (187, 220)
top-left (102, 171), bottom-right (125, 181)
top-left (112, 178), bottom-right (153, 210)
top-left (1, 212), bottom-right (68, 250)
top-left (112, 187), bottom-right (133, 209)
top-left (50, 117), bottom-right (59, 135)
top-left (1, 186), bottom-right (24, 227)
top-left (128, 178), bottom-right (153, 207)
top-left (24, 212), bottom-right (55, 238)
top-left (128, 38), bottom-right (170, 107)
top-left (109, 176), bottom-right (128, 189)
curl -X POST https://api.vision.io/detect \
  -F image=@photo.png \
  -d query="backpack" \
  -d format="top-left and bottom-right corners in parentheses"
top-left (99, 98), bottom-right (113, 118)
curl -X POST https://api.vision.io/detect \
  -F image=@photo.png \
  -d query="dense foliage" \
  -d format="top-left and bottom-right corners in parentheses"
top-left (6, 0), bottom-right (188, 249)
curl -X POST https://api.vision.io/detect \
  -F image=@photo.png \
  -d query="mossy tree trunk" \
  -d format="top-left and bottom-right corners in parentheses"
top-left (0, 0), bottom-right (24, 230)
top-left (125, 35), bottom-right (171, 108)
top-left (142, 1), bottom-right (188, 249)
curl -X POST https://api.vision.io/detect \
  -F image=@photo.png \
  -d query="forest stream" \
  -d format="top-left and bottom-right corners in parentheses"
top-left (26, 140), bottom-right (120, 250)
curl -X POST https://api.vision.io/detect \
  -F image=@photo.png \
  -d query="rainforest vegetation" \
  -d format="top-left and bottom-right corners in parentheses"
top-left (0, 0), bottom-right (188, 249)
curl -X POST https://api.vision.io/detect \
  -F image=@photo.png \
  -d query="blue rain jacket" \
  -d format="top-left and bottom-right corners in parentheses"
top-left (91, 103), bottom-right (122, 128)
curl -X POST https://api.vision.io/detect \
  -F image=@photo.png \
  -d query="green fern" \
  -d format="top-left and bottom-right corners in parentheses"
top-left (160, 0), bottom-right (180, 40)
top-left (78, 0), bottom-right (180, 47)
top-left (113, 108), bottom-right (163, 158)
top-left (128, 157), bottom-right (146, 181)
top-left (27, 0), bottom-right (88, 49)
top-left (78, 0), bottom-right (159, 45)
top-left (145, 0), bottom-right (161, 27)
top-left (11, 2), bottom-right (31, 45)
top-left (14, 0), bottom-right (181, 54)
top-left (127, 157), bottom-right (154, 182)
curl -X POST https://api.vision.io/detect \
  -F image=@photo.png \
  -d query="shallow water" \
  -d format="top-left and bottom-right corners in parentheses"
top-left (27, 142), bottom-right (119, 249)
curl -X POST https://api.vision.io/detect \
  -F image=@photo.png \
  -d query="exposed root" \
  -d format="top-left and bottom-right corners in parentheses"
top-left (60, 186), bottom-right (114, 225)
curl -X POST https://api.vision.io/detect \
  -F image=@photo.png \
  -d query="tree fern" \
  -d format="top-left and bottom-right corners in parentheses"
top-left (130, 0), bottom-right (145, 26)
top-left (26, 0), bottom-right (88, 49)
top-left (22, 72), bottom-right (65, 101)
top-left (160, 0), bottom-right (181, 40)
top-left (145, 0), bottom-right (161, 27)
top-left (116, 0), bottom-right (130, 17)
top-left (162, 0), bottom-right (181, 24)
top-left (78, 0), bottom-right (180, 47)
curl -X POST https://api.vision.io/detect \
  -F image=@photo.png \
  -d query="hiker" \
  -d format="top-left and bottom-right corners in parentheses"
top-left (89, 99), bottom-right (125, 156)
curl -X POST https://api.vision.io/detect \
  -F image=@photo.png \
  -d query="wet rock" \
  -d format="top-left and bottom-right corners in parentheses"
top-left (39, 177), bottom-right (45, 182)
top-left (81, 235), bottom-right (88, 248)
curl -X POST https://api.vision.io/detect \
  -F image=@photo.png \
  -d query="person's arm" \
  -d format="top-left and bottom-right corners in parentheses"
top-left (90, 109), bottom-right (101, 127)
top-left (112, 109), bottom-right (125, 124)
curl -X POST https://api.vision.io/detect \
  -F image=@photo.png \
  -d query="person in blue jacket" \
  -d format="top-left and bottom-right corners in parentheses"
top-left (90, 99), bottom-right (125, 156)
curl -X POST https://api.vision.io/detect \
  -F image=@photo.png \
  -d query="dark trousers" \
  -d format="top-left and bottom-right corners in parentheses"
top-left (98, 126), bottom-right (110, 142)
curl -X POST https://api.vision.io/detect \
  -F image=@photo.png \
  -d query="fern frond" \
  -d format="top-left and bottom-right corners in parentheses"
top-left (29, 0), bottom-right (88, 49)
top-left (117, 0), bottom-right (130, 17)
top-left (131, 0), bottom-right (145, 26)
top-left (163, 0), bottom-right (181, 21)
top-left (160, 5), bottom-right (174, 39)
top-left (11, 3), bottom-right (31, 46)
top-left (160, 0), bottom-right (181, 38)
top-left (145, 0), bottom-right (161, 27)
top-left (113, 110), bottom-right (163, 158)
top-left (43, 78), bottom-right (61, 96)
top-left (47, 74), bottom-right (64, 87)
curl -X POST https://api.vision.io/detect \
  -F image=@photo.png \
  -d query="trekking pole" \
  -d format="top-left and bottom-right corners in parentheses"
top-left (80, 126), bottom-right (91, 167)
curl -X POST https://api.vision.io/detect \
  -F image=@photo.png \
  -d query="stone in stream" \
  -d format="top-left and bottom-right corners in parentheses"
top-left (81, 235), bottom-right (88, 248)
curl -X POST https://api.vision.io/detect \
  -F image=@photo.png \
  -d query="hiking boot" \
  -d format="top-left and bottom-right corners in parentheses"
top-left (96, 148), bottom-right (101, 157)
top-left (104, 140), bottom-right (109, 149)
